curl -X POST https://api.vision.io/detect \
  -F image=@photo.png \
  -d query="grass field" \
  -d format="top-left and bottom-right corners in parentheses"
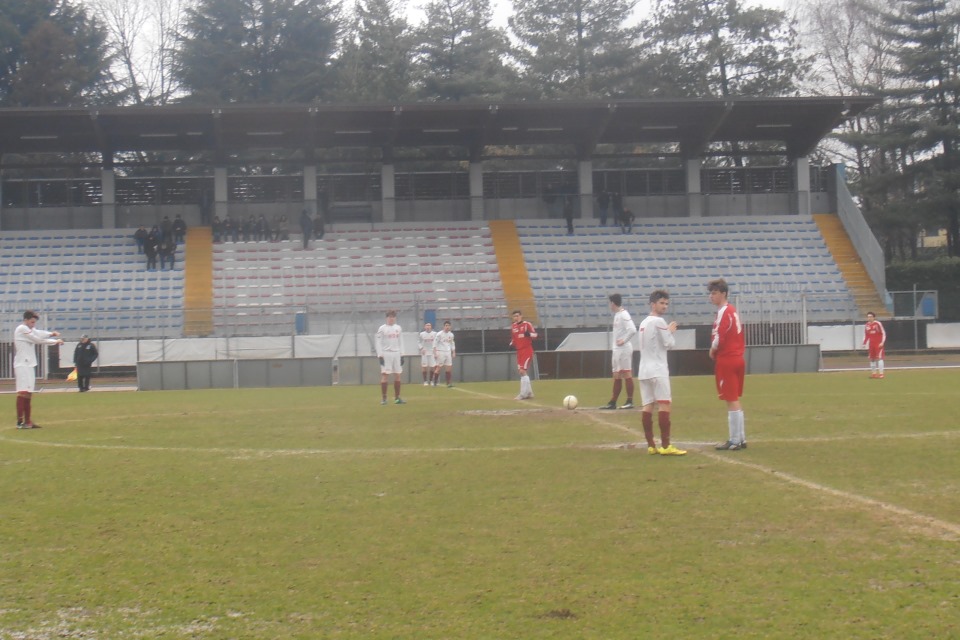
top-left (1, 370), bottom-right (958, 639)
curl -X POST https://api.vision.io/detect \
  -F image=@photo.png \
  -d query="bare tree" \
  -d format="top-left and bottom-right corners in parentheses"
top-left (89, 0), bottom-right (187, 105)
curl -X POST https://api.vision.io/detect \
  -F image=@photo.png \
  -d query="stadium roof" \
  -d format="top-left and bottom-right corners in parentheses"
top-left (0, 97), bottom-right (879, 162)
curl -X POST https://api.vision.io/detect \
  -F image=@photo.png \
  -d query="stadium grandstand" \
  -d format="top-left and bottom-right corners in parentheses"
top-left (0, 97), bottom-right (886, 361)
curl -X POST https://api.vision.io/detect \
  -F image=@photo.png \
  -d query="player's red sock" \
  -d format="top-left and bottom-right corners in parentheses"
top-left (624, 378), bottom-right (634, 402)
top-left (658, 412), bottom-right (671, 447)
top-left (380, 382), bottom-right (388, 399)
top-left (445, 371), bottom-right (452, 384)
top-left (611, 379), bottom-right (622, 402)
top-left (641, 412), bottom-right (656, 449)
top-left (16, 395), bottom-right (25, 422)
top-left (24, 396), bottom-right (32, 424)
top-left (394, 380), bottom-right (401, 398)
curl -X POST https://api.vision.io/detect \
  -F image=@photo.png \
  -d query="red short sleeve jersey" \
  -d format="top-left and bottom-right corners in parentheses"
top-left (711, 303), bottom-right (745, 359)
top-left (863, 320), bottom-right (886, 348)
top-left (510, 321), bottom-right (537, 351)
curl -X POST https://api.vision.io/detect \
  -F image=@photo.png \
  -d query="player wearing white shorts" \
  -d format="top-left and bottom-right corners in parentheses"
top-left (434, 321), bottom-right (456, 387)
top-left (600, 293), bottom-right (637, 410)
top-left (418, 323), bottom-right (438, 385)
top-left (637, 290), bottom-right (684, 456)
top-left (375, 310), bottom-right (406, 405)
top-left (14, 310), bottom-right (64, 429)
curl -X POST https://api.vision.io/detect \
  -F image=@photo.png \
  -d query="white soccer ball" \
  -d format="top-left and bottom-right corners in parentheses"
top-left (563, 395), bottom-right (579, 410)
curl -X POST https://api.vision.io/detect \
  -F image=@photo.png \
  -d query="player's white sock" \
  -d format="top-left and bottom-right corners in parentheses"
top-left (736, 410), bottom-right (746, 444)
top-left (728, 411), bottom-right (737, 443)
top-left (870, 361), bottom-right (877, 373)
top-left (877, 359), bottom-right (884, 375)
top-left (521, 375), bottom-right (531, 396)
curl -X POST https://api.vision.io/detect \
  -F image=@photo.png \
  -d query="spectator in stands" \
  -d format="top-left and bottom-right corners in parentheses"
top-left (597, 191), bottom-right (610, 226)
top-left (619, 208), bottom-right (635, 234)
top-left (159, 236), bottom-right (176, 270)
top-left (299, 209), bottom-right (313, 249)
top-left (212, 216), bottom-right (222, 243)
top-left (133, 225), bottom-right (148, 253)
top-left (314, 211), bottom-right (325, 240)
top-left (14, 310), bottom-right (63, 428)
top-left (611, 191), bottom-right (623, 224)
top-left (256, 214), bottom-right (270, 241)
top-left (223, 216), bottom-right (238, 242)
top-left (509, 310), bottom-right (537, 400)
top-left (600, 293), bottom-right (637, 410)
top-left (563, 194), bottom-right (575, 235)
top-left (274, 215), bottom-right (289, 241)
top-left (144, 234), bottom-right (159, 270)
top-left (242, 215), bottom-right (254, 242)
top-left (172, 214), bottom-right (187, 243)
top-left (160, 215), bottom-right (173, 243)
top-left (73, 334), bottom-right (98, 392)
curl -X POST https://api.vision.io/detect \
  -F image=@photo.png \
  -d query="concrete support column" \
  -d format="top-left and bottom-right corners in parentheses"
top-left (794, 157), bottom-right (811, 216)
top-left (469, 161), bottom-right (484, 221)
top-left (381, 164), bottom-right (396, 223)
top-left (686, 158), bottom-right (703, 218)
top-left (303, 165), bottom-right (317, 216)
top-left (214, 167), bottom-right (229, 220)
top-left (101, 167), bottom-right (116, 228)
top-left (578, 160), bottom-right (594, 221)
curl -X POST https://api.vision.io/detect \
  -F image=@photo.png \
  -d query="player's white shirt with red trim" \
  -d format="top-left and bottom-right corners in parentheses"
top-left (863, 320), bottom-right (886, 347)
top-left (375, 323), bottom-right (404, 355)
top-left (418, 330), bottom-right (437, 354)
top-left (13, 323), bottom-right (58, 368)
top-left (510, 321), bottom-right (537, 351)
top-left (611, 308), bottom-right (637, 350)
top-left (435, 329), bottom-right (456, 354)
top-left (637, 315), bottom-right (675, 379)
top-left (711, 303), bottom-right (745, 358)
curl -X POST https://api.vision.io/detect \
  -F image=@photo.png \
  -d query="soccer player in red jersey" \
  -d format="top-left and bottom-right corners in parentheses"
top-left (708, 279), bottom-right (747, 451)
top-left (862, 311), bottom-right (886, 378)
top-left (509, 310), bottom-right (537, 400)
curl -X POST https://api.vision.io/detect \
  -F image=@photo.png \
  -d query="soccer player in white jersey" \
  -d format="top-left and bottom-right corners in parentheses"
top-left (375, 310), bottom-right (406, 405)
top-left (600, 293), bottom-right (637, 409)
top-left (14, 310), bottom-right (64, 429)
top-left (637, 290), bottom-right (685, 456)
top-left (418, 322), bottom-right (438, 386)
top-left (434, 321), bottom-right (456, 387)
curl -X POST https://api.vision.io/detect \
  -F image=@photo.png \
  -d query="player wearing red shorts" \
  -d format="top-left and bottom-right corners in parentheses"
top-left (509, 310), bottom-right (537, 400)
top-left (708, 279), bottom-right (747, 451)
top-left (862, 312), bottom-right (886, 378)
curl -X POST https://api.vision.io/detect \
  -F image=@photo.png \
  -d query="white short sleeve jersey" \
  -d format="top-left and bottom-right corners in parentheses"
top-left (13, 323), bottom-right (57, 368)
top-left (418, 330), bottom-right (437, 354)
top-left (435, 330), bottom-right (456, 354)
top-left (612, 308), bottom-right (637, 350)
top-left (375, 323), bottom-right (403, 356)
top-left (636, 315), bottom-right (675, 380)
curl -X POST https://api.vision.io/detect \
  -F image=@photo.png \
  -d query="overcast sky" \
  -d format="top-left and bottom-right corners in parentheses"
top-left (407, 0), bottom-right (791, 28)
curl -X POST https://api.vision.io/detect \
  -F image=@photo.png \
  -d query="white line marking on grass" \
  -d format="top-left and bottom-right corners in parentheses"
top-left (544, 397), bottom-right (960, 540)
top-left (0, 434), bottom-right (621, 458)
top-left (740, 430), bottom-right (960, 445)
top-left (696, 448), bottom-right (960, 541)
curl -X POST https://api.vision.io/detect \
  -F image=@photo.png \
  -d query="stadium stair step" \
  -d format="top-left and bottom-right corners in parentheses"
top-left (183, 226), bottom-right (215, 336)
top-left (813, 214), bottom-right (891, 318)
top-left (488, 220), bottom-right (538, 324)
